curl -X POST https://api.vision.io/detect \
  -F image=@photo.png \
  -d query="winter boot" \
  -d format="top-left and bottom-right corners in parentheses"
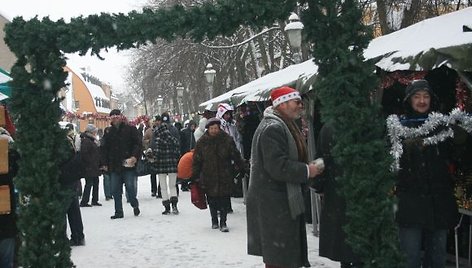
top-left (210, 206), bottom-right (219, 229)
top-left (162, 200), bottom-right (171, 215)
top-left (170, 196), bottom-right (179, 215)
top-left (220, 210), bottom-right (229, 232)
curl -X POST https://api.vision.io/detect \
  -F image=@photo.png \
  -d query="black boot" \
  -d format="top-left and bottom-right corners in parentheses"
top-left (162, 200), bottom-right (171, 215)
top-left (219, 210), bottom-right (229, 232)
top-left (210, 206), bottom-right (219, 229)
top-left (170, 196), bottom-right (179, 215)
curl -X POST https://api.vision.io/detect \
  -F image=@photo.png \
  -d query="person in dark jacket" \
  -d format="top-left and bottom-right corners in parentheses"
top-left (80, 124), bottom-right (102, 207)
top-left (61, 124), bottom-right (86, 246)
top-left (246, 86), bottom-right (321, 268)
top-left (179, 120), bottom-right (196, 191)
top-left (192, 117), bottom-right (246, 232)
top-left (313, 122), bottom-right (361, 267)
top-left (0, 130), bottom-right (19, 268)
top-left (396, 79), bottom-right (458, 268)
top-left (100, 109), bottom-right (142, 219)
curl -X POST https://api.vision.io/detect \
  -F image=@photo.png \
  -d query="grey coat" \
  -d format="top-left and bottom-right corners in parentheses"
top-left (246, 107), bottom-right (310, 268)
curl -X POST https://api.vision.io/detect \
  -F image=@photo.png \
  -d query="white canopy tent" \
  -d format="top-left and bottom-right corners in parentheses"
top-left (199, 7), bottom-right (472, 110)
top-left (199, 58), bottom-right (318, 110)
top-left (364, 7), bottom-right (472, 72)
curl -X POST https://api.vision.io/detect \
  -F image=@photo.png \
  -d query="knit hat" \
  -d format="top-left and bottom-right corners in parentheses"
top-left (270, 86), bottom-right (301, 107)
top-left (403, 79), bottom-right (434, 103)
top-left (205, 117), bottom-right (221, 129)
top-left (85, 124), bottom-right (98, 134)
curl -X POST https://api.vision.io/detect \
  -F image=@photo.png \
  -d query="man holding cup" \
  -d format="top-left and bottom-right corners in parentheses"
top-left (246, 86), bottom-right (322, 268)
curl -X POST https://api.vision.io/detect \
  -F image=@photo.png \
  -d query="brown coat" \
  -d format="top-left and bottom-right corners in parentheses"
top-left (192, 131), bottom-right (244, 197)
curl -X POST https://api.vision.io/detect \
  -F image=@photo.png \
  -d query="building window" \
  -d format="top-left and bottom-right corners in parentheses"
top-left (75, 101), bottom-right (80, 108)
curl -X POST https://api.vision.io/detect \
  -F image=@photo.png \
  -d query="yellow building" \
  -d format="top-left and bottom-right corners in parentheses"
top-left (64, 66), bottom-right (111, 132)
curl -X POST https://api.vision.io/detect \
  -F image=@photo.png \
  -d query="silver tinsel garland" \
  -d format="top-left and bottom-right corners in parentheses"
top-left (387, 108), bottom-right (472, 171)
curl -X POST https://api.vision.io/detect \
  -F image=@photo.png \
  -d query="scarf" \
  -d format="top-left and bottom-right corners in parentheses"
top-left (272, 108), bottom-right (308, 219)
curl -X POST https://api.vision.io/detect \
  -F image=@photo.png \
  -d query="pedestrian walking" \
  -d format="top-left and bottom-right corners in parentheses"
top-left (150, 113), bottom-right (181, 215)
top-left (100, 109), bottom-right (142, 219)
top-left (192, 117), bottom-right (246, 232)
top-left (80, 124), bottom-right (102, 207)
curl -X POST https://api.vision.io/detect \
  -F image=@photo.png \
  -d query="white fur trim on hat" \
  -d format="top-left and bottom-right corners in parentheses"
top-left (272, 92), bottom-right (301, 107)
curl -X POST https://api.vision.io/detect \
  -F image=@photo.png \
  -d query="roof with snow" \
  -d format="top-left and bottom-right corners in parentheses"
top-left (199, 59), bottom-right (318, 109)
top-left (364, 7), bottom-right (472, 72)
top-left (66, 64), bottom-right (111, 114)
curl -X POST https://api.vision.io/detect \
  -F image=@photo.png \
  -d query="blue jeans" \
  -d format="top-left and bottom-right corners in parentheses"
top-left (103, 173), bottom-right (112, 198)
top-left (399, 227), bottom-right (448, 268)
top-left (0, 237), bottom-right (15, 268)
top-left (111, 170), bottom-right (139, 214)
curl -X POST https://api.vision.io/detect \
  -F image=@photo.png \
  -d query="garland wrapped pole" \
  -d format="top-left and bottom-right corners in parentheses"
top-left (301, 0), bottom-right (403, 267)
top-left (5, 0), bottom-right (403, 266)
top-left (4, 0), bottom-right (298, 266)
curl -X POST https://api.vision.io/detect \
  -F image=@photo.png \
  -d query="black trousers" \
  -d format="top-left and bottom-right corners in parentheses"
top-left (150, 173), bottom-right (157, 194)
top-left (66, 195), bottom-right (84, 242)
top-left (81, 176), bottom-right (99, 204)
top-left (207, 196), bottom-right (230, 224)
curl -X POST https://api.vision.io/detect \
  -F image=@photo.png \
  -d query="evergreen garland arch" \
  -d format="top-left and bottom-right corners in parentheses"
top-left (4, 0), bottom-right (402, 267)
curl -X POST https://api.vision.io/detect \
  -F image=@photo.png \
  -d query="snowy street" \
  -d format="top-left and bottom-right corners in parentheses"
top-left (70, 175), bottom-right (338, 268)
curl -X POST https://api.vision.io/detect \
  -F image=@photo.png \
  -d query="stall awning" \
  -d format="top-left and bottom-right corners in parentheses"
top-left (364, 7), bottom-right (472, 72)
top-left (199, 58), bottom-right (318, 109)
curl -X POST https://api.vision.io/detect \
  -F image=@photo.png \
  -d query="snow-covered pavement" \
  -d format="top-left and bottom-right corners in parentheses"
top-left (70, 175), bottom-right (338, 268)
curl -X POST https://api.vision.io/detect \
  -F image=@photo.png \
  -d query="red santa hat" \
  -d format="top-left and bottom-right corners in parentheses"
top-left (270, 86), bottom-right (301, 107)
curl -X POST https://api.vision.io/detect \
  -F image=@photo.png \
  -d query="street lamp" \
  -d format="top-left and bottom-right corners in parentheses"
top-left (176, 82), bottom-right (184, 116)
top-left (284, 13), bottom-right (304, 64)
top-left (204, 63), bottom-right (216, 99)
top-left (156, 95), bottom-right (163, 114)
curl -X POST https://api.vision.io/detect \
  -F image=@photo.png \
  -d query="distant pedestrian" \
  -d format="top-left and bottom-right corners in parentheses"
top-left (80, 124), bottom-right (102, 207)
top-left (100, 109), bottom-right (142, 219)
top-left (150, 113), bottom-right (181, 215)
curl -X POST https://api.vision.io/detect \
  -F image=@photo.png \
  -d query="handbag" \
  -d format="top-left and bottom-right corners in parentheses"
top-left (190, 182), bottom-right (207, 210)
top-left (136, 157), bottom-right (151, 177)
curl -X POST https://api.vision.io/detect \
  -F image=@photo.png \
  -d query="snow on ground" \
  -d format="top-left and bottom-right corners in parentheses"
top-left (69, 175), bottom-right (339, 268)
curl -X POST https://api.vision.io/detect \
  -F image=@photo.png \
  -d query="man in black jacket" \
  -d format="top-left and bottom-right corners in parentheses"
top-left (396, 80), bottom-right (458, 268)
top-left (100, 109), bottom-right (142, 219)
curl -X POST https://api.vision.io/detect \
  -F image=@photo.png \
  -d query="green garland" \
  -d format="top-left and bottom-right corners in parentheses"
top-left (4, 0), bottom-right (402, 266)
top-left (4, 1), bottom-right (297, 267)
top-left (301, 0), bottom-right (403, 267)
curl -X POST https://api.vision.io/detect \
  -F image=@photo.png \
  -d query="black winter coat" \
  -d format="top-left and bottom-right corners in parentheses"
top-left (396, 115), bottom-right (458, 229)
top-left (192, 131), bottom-right (244, 197)
top-left (313, 123), bottom-right (360, 263)
top-left (100, 123), bottom-right (142, 173)
top-left (180, 127), bottom-right (196, 156)
top-left (80, 134), bottom-right (101, 178)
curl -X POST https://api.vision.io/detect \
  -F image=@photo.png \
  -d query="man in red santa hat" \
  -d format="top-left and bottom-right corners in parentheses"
top-left (246, 86), bottom-right (322, 268)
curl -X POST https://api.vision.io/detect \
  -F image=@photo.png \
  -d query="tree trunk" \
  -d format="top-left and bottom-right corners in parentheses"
top-left (376, 0), bottom-right (391, 35)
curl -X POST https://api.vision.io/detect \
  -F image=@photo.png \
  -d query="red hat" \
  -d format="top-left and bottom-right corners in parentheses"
top-left (270, 86), bottom-right (301, 107)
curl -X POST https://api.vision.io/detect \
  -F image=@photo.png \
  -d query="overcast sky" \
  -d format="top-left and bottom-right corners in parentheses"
top-left (1, 0), bottom-right (148, 93)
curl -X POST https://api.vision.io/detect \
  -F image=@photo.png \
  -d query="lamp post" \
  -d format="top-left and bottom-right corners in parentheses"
top-left (284, 13), bottom-right (304, 64)
top-left (156, 95), bottom-right (163, 114)
top-left (176, 83), bottom-right (184, 118)
top-left (204, 63), bottom-right (216, 99)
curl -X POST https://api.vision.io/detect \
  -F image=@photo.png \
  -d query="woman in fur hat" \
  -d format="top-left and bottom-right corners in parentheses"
top-left (192, 117), bottom-right (245, 232)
